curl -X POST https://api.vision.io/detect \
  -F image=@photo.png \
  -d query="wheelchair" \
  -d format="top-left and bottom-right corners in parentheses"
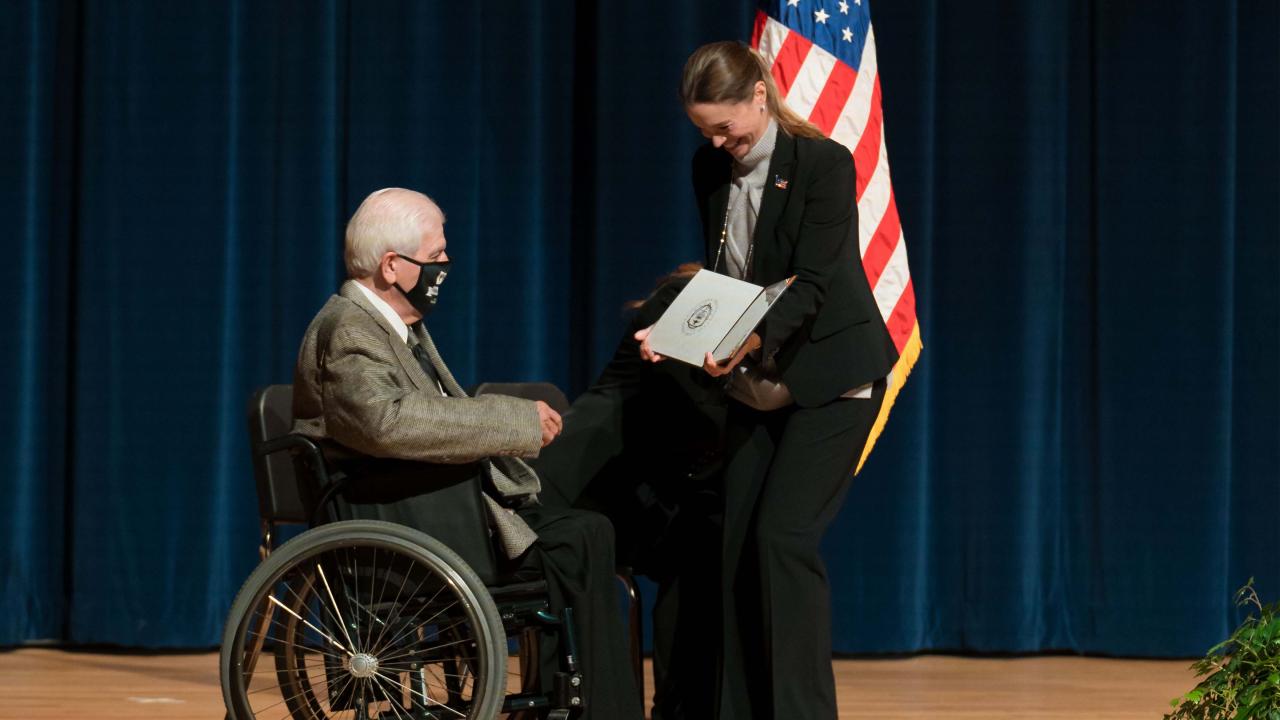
top-left (220, 384), bottom-right (640, 720)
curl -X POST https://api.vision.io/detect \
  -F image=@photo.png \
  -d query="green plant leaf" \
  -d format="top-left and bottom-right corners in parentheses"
top-left (1235, 696), bottom-right (1271, 720)
top-left (1169, 582), bottom-right (1280, 720)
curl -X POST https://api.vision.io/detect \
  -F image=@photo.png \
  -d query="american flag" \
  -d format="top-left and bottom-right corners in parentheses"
top-left (752, 0), bottom-right (921, 473)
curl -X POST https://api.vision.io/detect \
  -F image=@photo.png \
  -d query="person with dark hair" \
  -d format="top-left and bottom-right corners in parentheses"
top-left (634, 42), bottom-right (900, 720)
top-left (532, 264), bottom-right (728, 720)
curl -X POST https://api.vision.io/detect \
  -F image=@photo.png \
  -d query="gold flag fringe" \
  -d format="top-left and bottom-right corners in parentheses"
top-left (854, 322), bottom-right (922, 475)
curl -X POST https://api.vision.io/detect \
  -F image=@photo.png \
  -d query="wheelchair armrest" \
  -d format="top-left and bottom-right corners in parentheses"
top-left (256, 433), bottom-right (332, 486)
top-left (470, 382), bottom-right (570, 414)
top-left (254, 433), bottom-right (350, 526)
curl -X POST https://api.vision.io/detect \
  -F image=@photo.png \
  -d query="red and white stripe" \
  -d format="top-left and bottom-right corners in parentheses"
top-left (752, 14), bottom-right (918, 355)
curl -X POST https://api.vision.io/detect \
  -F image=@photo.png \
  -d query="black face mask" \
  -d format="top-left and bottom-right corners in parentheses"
top-left (393, 254), bottom-right (451, 318)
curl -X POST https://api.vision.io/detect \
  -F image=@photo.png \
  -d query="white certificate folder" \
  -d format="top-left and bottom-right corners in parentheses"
top-left (648, 269), bottom-right (794, 366)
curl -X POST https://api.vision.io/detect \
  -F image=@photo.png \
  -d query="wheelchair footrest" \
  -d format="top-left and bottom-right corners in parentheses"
top-left (511, 671), bottom-right (582, 719)
top-left (486, 579), bottom-right (548, 600)
top-left (496, 597), bottom-right (554, 629)
top-left (502, 693), bottom-right (550, 714)
top-left (552, 670), bottom-right (584, 717)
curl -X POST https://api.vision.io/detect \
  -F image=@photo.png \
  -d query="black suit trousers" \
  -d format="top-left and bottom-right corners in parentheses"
top-left (511, 505), bottom-right (645, 720)
top-left (717, 384), bottom-right (885, 720)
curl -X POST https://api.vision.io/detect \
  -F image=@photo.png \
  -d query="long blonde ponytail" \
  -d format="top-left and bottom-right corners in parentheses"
top-left (680, 41), bottom-right (825, 140)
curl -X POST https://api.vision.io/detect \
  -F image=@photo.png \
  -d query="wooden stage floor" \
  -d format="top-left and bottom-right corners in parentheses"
top-left (0, 648), bottom-right (1195, 719)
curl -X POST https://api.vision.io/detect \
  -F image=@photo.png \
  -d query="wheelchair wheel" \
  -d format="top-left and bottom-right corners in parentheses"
top-left (221, 520), bottom-right (507, 719)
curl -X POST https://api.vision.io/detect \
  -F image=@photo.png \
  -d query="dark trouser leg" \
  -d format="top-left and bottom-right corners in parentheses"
top-left (716, 404), bottom-right (779, 720)
top-left (718, 389), bottom-right (884, 720)
top-left (513, 506), bottom-right (644, 720)
top-left (651, 492), bottom-right (722, 720)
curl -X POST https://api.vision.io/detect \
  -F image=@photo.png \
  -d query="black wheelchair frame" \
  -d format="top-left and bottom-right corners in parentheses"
top-left (220, 384), bottom-right (639, 720)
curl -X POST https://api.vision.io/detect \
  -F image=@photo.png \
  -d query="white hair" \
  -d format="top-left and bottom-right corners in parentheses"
top-left (344, 188), bottom-right (445, 278)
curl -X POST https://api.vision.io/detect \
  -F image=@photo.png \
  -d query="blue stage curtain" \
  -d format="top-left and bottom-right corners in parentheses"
top-left (1, 0), bottom-right (1276, 654)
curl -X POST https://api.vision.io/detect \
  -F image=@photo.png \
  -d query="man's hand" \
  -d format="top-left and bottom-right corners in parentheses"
top-left (634, 325), bottom-right (666, 363)
top-left (536, 400), bottom-right (563, 447)
top-left (702, 332), bottom-right (762, 378)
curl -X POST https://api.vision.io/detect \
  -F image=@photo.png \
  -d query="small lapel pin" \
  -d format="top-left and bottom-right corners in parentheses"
top-left (774, 175), bottom-right (789, 189)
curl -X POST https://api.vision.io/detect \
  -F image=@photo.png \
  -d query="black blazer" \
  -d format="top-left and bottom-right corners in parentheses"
top-left (693, 130), bottom-right (898, 407)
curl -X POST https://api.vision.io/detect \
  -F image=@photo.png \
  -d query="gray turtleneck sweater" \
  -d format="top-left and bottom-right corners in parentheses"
top-left (721, 119), bottom-right (875, 409)
top-left (722, 120), bottom-right (796, 410)
top-left (723, 118), bottom-right (778, 281)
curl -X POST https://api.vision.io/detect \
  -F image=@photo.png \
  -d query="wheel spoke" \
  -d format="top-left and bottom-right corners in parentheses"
top-left (373, 668), bottom-right (468, 719)
top-left (317, 561), bottom-right (359, 653)
top-left (367, 574), bottom-right (450, 656)
top-left (268, 594), bottom-right (351, 657)
top-left (373, 598), bottom-right (460, 658)
top-left (364, 545), bottom-right (379, 652)
top-left (367, 671), bottom-right (412, 720)
top-left (381, 632), bottom-right (476, 662)
top-left (244, 617), bottom-right (351, 664)
top-left (369, 553), bottom-right (415, 653)
top-left (243, 668), bottom-right (351, 716)
top-left (374, 622), bottom-right (470, 666)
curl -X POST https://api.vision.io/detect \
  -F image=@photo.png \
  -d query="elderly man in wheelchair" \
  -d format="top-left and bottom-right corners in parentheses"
top-left (220, 188), bottom-right (644, 720)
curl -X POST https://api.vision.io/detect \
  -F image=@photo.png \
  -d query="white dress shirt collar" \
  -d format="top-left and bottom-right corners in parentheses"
top-left (352, 280), bottom-right (410, 343)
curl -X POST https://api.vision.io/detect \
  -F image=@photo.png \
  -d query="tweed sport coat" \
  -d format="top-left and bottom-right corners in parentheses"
top-left (291, 280), bottom-right (544, 558)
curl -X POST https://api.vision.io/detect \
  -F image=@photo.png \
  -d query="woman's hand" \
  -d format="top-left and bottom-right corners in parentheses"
top-left (634, 325), bottom-right (666, 363)
top-left (702, 332), bottom-right (762, 377)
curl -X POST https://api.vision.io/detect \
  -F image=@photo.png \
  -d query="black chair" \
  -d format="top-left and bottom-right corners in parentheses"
top-left (222, 384), bottom-right (593, 720)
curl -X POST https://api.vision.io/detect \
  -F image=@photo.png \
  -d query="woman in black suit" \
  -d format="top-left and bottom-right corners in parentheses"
top-left (636, 41), bottom-right (899, 720)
